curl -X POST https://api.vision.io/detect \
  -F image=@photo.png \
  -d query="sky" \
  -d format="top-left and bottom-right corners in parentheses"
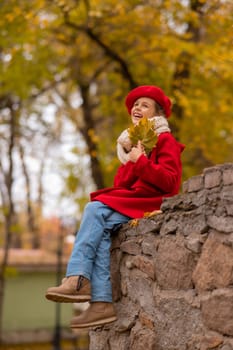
top-left (10, 99), bottom-right (95, 221)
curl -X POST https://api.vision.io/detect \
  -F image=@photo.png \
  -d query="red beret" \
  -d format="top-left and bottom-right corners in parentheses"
top-left (125, 85), bottom-right (172, 118)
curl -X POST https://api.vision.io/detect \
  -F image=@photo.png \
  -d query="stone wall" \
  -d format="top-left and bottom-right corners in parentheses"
top-left (89, 163), bottom-right (233, 350)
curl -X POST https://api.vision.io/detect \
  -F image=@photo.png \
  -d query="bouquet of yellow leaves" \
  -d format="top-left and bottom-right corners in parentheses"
top-left (128, 117), bottom-right (157, 155)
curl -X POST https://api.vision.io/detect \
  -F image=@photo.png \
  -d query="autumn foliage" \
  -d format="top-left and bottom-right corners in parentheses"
top-left (0, 0), bottom-right (233, 234)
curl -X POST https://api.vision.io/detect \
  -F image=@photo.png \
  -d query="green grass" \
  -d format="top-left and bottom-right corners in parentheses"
top-left (2, 272), bottom-right (89, 348)
top-left (3, 272), bottom-right (73, 331)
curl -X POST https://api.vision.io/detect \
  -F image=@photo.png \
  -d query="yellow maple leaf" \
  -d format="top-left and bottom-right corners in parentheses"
top-left (128, 117), bottom-right (157, 155)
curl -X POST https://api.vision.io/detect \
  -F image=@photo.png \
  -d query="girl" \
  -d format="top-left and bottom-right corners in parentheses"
top-left (45, 85), bottom-right (185, 329)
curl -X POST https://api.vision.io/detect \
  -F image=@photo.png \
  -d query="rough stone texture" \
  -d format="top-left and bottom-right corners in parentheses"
top-left (89, 163), bottom-right (233, 350)
top-left (201, 289), bottom-right (233, 336)
top-left (192, 233), bottom-right (233, 291)
top-left (183, 174), bottom-right (204, 193)
top-left (155, 236), bottom-right (197, 290)
top-left (204, 168), bottom-right (222, 189)
top-left (129, 321), bottom-right (157, 350)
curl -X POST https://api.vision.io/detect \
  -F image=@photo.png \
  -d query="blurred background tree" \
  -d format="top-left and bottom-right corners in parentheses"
top-left (0, 0), bottom-right (233, 341)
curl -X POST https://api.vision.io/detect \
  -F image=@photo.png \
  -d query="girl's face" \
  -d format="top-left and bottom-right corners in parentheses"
top-left (131, 97), bottom-right (157, 125)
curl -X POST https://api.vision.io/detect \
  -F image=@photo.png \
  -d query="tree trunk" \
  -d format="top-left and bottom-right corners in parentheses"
top-left (79, 84), bottom-right (105, 189)
top-left (0, 106), bottom-right (17, 342)
top-left (18, 143), bottom-right (40, 249)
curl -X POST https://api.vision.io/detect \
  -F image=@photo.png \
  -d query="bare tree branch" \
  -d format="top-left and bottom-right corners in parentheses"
top-left (61, 11), bottom-right (137, 88)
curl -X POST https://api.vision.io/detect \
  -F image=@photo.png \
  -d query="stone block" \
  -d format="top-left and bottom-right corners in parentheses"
top-left (186, 175), bottom-right (204, 192)
top-left (190, 190), bottom-right (207, 208)
top-left (130, 321), bottom-right (157, 350)
top-left (139, 311), bottom-right (155, 330)
top-left (192, 234), bottom-right (233, 291)
top-left (137, 217), bottom-right (163, 234)
top-left (160, 216), bottom-right (177, 235)
top-left (155, 237), bottom-right (197, 289)
top-left (184, 237), bottom-right (202, 253)
top-left (221, 345), bottom-right (233, 350)
top-left (153, 294), bottom-right (203, 350)
top-left (120, 239), bottom-right (141, 255)
top-left (111, 249), bottom-right (123, 301)
top-left (177, 212), bottom-right (208, 236)
top-left (201, 289), bottom-right (233, 336)
top-left (221, 184), bottom-right (233, 201)
top-left (130, 255), bottom-right (155, 280)
top-left (200, 331), bottom-right (223, 350)
top-left (226, 204), bottom-right (233, 216)
top-left (182, 180), bottom-right (189, 193)
top-left (161, 194), bottom-right (184, 211)
top-left (126, 269), bottom-right (154, 314)
top-left (108, 334), bottom-right (131, 349)
top-left (223, 167), bottom-right (233, 185)
top-left (204, 169), bottom-right (222, 189)
top-left (207, 215), bottom-right (233, 233)
top-left (89, 329), bottom-right (110, 350)
top-left (141, 234), bottom-right (160, 256)
top-left (115, 300), bottom-right (139, 332)
top-left (121, 223), bottom-right (139, 237)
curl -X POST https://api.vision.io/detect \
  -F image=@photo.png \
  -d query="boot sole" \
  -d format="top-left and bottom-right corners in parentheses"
top-left (70, 316), bottom-right (117, 328)
top-left (45, 292), bottom-right (91, 303)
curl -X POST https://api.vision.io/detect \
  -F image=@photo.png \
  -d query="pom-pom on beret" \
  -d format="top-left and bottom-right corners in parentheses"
top-left (125, 85), bottom-right (172, 118)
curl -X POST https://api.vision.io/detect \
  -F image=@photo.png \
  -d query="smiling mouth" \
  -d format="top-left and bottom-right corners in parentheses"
top-left (133, 114), bottom-right (143, 119)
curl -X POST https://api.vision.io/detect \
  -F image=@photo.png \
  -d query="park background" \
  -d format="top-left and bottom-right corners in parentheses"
top-left (0, 0), bottom-right (233, 349)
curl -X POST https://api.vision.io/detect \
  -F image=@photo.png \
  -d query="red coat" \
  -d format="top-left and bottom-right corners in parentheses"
top-left (90, 132), bottom-right (185, 219)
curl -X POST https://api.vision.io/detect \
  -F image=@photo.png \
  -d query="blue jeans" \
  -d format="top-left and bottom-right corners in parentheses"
top-left (66, 201), bottom-right (130, 302)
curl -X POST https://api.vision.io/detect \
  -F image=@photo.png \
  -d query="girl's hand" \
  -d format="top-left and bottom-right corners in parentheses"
top-left (128, 141), bottom-right (146, 163)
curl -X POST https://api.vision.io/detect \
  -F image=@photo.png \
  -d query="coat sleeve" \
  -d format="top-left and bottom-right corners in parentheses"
top-left (133, 133), bottom-right (184, 193)
top-left (113, 161), bottom-right (138, 188)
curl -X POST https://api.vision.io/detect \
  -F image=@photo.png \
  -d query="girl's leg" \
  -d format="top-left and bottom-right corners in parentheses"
top-left (46, 201), bottom-right (130, 305)
top-left (70, 207), bottom-right (130, 328)
top-left (66, 201), bottom-right (129, 283)
top-left (66, 201), bottom-right (111, 279)
top-left (91, 209), bottom-right (130, 302)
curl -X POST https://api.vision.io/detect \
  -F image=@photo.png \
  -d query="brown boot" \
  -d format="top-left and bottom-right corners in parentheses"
top-left (70, 302), bottom-right (117, 328)
top-left (45, 276), bottom-right (91, 303)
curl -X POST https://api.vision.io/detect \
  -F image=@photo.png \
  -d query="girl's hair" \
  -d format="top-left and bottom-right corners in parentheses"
top-left (155, 102), bottom-right (166, 117)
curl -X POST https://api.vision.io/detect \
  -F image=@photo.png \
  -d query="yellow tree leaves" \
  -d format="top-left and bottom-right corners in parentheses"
top-left (0, 0), bottom-right (233, 186)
